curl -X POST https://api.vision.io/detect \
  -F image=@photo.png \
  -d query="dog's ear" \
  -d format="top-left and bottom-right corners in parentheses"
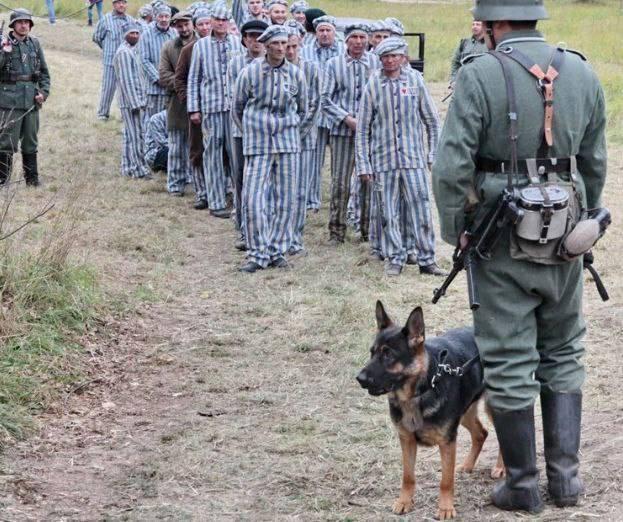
top-left (405, 306), bottom-right (425, 353)
top-left (375, 300), bottom-right (393, 330)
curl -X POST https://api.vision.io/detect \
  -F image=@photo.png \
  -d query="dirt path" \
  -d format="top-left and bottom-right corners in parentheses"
top-left (0, 19), bottom-right (622, 522)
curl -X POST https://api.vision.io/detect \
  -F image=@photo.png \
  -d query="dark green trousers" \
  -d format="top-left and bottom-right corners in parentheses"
top-left (473, 234), bottom-right (585, 411)
top-left (0, 108), bottom-right (39, 154)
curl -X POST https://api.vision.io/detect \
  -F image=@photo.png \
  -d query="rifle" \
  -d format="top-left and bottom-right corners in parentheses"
top-left (432, 188), bottom-right (524, 310)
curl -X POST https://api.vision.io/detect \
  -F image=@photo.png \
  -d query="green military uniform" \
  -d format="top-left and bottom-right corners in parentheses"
top-left (432, 0), bottom-right (606, 513)
top-left (0, 9), bottom-right (51, 185)
top-left (449, 35), bottom-right (487, 82)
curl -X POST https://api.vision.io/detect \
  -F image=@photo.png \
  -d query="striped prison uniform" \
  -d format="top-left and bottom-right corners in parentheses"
top-left (289, 58), bottom-right (321, 253)
top-left (227, 52), bottom-right (257, 239)
top-left (301, 39), bottom-right (344, 210)
top-left (113, 41), bottom-right (149, 178)
top-left (232, 59), bottom-right (309, 268)
top-left (140, 23), bottom-right (177, 118)
top-left (232, 0), bottom-right (271, 29)
top-left (322, 51), bottom-right (379, 242)
top-left (355, 69), bottom-right (440, 267)
top-left (145, 110), bottom-right (168, 171)
top-left (93, 12), bottom-right (134, 119)
top-left (187, 34), bottom-right (242, 211)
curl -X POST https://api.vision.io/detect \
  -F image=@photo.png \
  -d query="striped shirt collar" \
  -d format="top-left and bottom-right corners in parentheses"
top-left (261, 58), bottom-right (288, 74)
top-left (380, 69), bottom-right (410, 86)
top-left (345, 51), bottom-right (373, 66)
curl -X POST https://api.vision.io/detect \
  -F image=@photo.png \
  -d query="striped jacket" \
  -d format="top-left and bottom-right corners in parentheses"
top-left (321, 51), bottom-right (380, 137)
top-left (93, 12), bottom-right (135, 67)
top-left (113, 41), bottom-right (146, 110)
top-left (294, 58), bottom-right (321, 150)
top-left (232, 59), bottom-right (309, 156)
top-left (139, 23), bottom-right (177, 95)
top-left (145, 110), bottom-right (168, 166)
top-left (227, 52), bottom-right (258, 139)
top-left (187, 34), bottom-right (243, 115)
top-left (355, 68), bottom-right (440, 175)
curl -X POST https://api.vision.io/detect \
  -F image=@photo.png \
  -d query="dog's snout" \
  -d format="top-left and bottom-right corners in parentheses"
top-left (356, 370), bottom-right (370, 387)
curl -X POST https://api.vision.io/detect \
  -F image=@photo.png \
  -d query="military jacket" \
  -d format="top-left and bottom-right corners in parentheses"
top-left (0, 32), bottom-right (51, 110)
top-left (140, 23), bottom-right (177, 96)
top-left (449, 35), bottom-right (487, 82)
top-left (93, 12), bottom-right (134, 66)
top-left (113, 41), bottom-right (146, 110)
top-left (432, 30), bottom-right (607, 245)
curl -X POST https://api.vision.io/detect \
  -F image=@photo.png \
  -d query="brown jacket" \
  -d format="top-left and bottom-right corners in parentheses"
top-left (159, 35), bottom-right (196, 131)
top-left (174, 39), bottom-right (203, 168)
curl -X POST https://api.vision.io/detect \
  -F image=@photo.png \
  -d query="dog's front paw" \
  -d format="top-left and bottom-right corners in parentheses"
top-left (490, 465), bottom-right (506, 479)
top-left (457, 462), bottom-right (474, 473)
top-left (437, 505), bottom-right (456, 520)
top-left (392, 496), bottom-right (414, 514)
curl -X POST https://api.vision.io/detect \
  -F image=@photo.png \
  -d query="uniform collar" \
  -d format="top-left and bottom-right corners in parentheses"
top-left (497, 29), bottom-right (545, 48)
top-left (8, 31), bottom-right (29, 44)
top-left (471, 35), bottom-right (485, 44)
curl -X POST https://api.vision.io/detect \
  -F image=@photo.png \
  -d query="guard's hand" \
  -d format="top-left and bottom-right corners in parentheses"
top-left (459, 231), bottom-right (470, 251)
top-left (34, 93), bottom-right (45, 105)
top-left (360, 174), bottom-right (373, 183)
top-left (1, 37), bottom-right (11, 54)
top-left (189, 112), bottom-right (201, 125)
top-left (344, 115), bottom-right (357, 132)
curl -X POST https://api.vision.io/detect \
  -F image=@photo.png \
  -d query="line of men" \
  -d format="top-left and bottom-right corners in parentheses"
top-left (93, 0), bottom-right (446, 277)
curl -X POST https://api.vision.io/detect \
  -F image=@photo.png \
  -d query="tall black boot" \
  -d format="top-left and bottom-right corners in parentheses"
top-left (0, 152), bottom-right (13, 185)
top-left (490, 405), bottom-right (544, 513)
top-left (541, 389), bottom-right (584, 507)
top-left (22, 152), bottom-right (40, 186)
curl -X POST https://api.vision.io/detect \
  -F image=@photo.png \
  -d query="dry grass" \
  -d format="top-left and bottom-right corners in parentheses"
top-left (0, 12), bottom-right (620, 522)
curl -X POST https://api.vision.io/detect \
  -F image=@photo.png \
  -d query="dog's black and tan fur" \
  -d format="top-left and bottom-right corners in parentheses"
top-left (356, 301), bottom-right (503, 519)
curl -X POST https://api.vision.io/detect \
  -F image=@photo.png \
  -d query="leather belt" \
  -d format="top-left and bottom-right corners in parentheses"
top-left (476, 157), bottom-right (572, 174)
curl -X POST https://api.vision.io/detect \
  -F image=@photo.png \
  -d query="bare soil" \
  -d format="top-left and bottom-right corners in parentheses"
top-left (0, 19), bottom-right (622, 522)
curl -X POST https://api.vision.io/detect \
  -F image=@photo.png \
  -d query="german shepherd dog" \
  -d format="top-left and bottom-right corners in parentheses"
top-left (356, 301), bottom-right (503, 520)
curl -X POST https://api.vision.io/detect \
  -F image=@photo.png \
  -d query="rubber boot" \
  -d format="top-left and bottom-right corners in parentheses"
top-left (490, 405), bottom-right (544, 513)
top-left (0, 152), bottom-right (13, 185)
top-left (22, 152), bottom-right (40, 186)
top-left (541, 389), bottom-right (584, 507)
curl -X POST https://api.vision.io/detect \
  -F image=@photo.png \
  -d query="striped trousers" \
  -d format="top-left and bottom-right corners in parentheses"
top-left (377, 168), bottom-right (436, 267)
top-left (328, 135), bottom-right (357, 241)
top-left (369, 193), bottom-right (416, 258)
top-left (243, 153), bottom-right (297, 268)
top-left (146, 94), bottom-right (169, 119)
top-left (290, 147), bottom-right (315, 252)
top-left (307, 127), bottom-right (329, 210)
top-left (231, 136), bottom-right (245, 235)
top-left (347, 173), bottom-right (371, 240)
top-left (167, 128), bottom-right (190, 195)
top-left (202, 111), bottom-right (232, 211)
top-left (120, 108), bottom-right (149, 178)
top-left (97, 64), bottom-right (116, 119)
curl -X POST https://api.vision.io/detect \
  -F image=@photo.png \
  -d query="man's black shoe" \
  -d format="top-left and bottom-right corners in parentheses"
top-left (419, 263), bottom-right (448, 276)
top-left (194, 200), bottom-right (209, 210)
top-left (210, 208), bottom-right (231, 219)
top-left (239, 261), bottom-right (262, 273)
top-left (270, 257), bottom-right (289, 269)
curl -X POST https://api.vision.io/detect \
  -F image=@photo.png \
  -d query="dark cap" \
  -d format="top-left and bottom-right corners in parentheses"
top-left (241, 19), bottom-right (270, 35)
top-left (304, 8), bottom-right (325, 33)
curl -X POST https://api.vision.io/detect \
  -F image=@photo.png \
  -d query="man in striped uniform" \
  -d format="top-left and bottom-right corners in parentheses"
top-left (145, 109), bottom-right (168, 172)
top-left (289, 1), bottom-right (308, 25)
top-left (137, 4), bottom-right (153, 31)
top-left (285, 21), bottom-right (321, 256)
top-left (368, 20), bottom-right (391, 51)
top-left (301, 8), bottom-right (324, 49)
top-left (227, 19), bottom-right (268, 250)
top-left (232, 25), bottom-right (309, 273)
top-left (232, 0), bottom-right (269, 29)
top-left (187, 5), bottom-right (243, 219)
top-left (355, 38), bottom-right (445, 277)
top-left (140, 4), bottom-right (177, 119)
top-left (322, 23), bottom-right (378, 245)
top-left (113, 21), bottom-right (149, 178)
top-left (266, 0), bottom-right (288, 25)
top-left (301, 15), bottom-right (343, 212)
top-left (159, 11), bottom-right (196, 198)
top-left (92, 0), bottom-right (133, 120)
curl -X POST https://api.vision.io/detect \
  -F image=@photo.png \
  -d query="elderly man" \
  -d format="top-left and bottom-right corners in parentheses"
top-left (233, 25), bottom-right (309, 273)
top-left (187, 5), bottom-right (243, 218)
top-left (140, 4), bottom-right (177, 118)
top-left (159, 11), bottom-right (196, 197)
top-left (266, 0), bottom-right (288, 25)
top-left (285, 20), bottom-right (321, 255)
top-left (322, 23), bottom-right (378, 245)
top-left (233, 0), bottom-right (269, 28)
top-left (301, 15), bottom-right (344, 212)
top-left (227, 19), bottom-right (268, 250)
top-left (145, 109), bottom-right (168, 172)
top-left (356, 38), bottom-right (443, 277)
top-left (449, 20), bottom-right (487, 84)
top-left (290, 1), bottom-right (308, 25)
top-left (113, 21), bottom-right (149, 178)
top-left (92, 0), bottom-right (134, 120)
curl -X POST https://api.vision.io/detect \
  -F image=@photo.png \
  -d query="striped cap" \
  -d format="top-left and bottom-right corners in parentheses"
top-left (153, 3), bottom-right (171, 16)
top-left (344, 23), bottom-right (370, 40)
top-left (385, 17), bottom-right (405, 36)
top-left (121, 20), bottom-right (142, 36)
top-left (375, 36), bottom-right (408, 56)
top-left (257, 24), bottom-right (290, 43)
top-left (211, 4), bottom-right (232, 20)
top-left (284, 19), bottom-right (306, 38)
top-left (312, 15), bottom-right (336, 30)
top-left (290, 0), bottom-right (309, 13)
top-left (193, 7), bottom-right (212, 23)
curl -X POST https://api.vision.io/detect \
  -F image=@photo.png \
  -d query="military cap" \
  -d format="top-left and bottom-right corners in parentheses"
top-left (9, 8), bottom-right (34, 28)
top-left (193, 7), bottom-right (211, 23)
top-left (211, 4), bottom-right (232, 20)
top-left (290, 0), bottom-right (309, 13)
top-left (121, 20), bottom-right (142, 36)
top-left (472, 0), bottom-right (548, 21)
top-left (375, 36), bottom-right (408, 57)
top-left (284, 19), bottom-right (306, 38)
top-left (171, 10), bottom-right (192, 24)
top-left (241, 19), bottom-right (269, 35)
top-left (257, 24), bottom-right (290, 43)
top-left (312, 15), bottom-right (337, 31)
top-left (385, 17), bottom-right (404, 36)
top-left (344, 23), bottom-right (370, 40)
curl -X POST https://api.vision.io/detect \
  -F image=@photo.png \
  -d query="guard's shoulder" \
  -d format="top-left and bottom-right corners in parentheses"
top-left (460, 52), bottom-right (487, 66)
top-left (563, 47), bottom-right (587, 61)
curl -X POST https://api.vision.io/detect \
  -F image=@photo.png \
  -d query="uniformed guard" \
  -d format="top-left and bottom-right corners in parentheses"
top-left (232, 0), bottom-right (269, 29)
top-left (144, 109), bottom-right (168, 172)
top-left (301, 15), bottom-right (344, 212)
top-left (93, 0), bottom-right (133, 120)
top-left (232, 25), bottom-right (309, 273)
top-left (113, 21), bottom-right (149, 178)
top-left (140, 4), bottom-right (177, 119)
top-left (0, 9), bottom-right (51, 186)
top-left (432, 0), bottom-right (607, 513)
top-left (265, 0), bottom-right (288, 25)
top-left (228, 20), bottom-right (268, 251)
top-left (321, 23), bottom-right (378, 245)
top-left (449, 20), bottom-right (487, 84)
top-left (289, 1), bottom-right (308, 25)
top-left (159, 11), bottom-right (195, 197)
top-left (356, 38), bottom-right (443, 277)
top-left (285, 21), bottom-right (321, 256)
top-left (187, 4), bottom-right (243, 218)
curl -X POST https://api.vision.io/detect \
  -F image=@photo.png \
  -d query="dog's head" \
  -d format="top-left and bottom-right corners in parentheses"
top-left (356, 300), bottom-right (429, 396)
